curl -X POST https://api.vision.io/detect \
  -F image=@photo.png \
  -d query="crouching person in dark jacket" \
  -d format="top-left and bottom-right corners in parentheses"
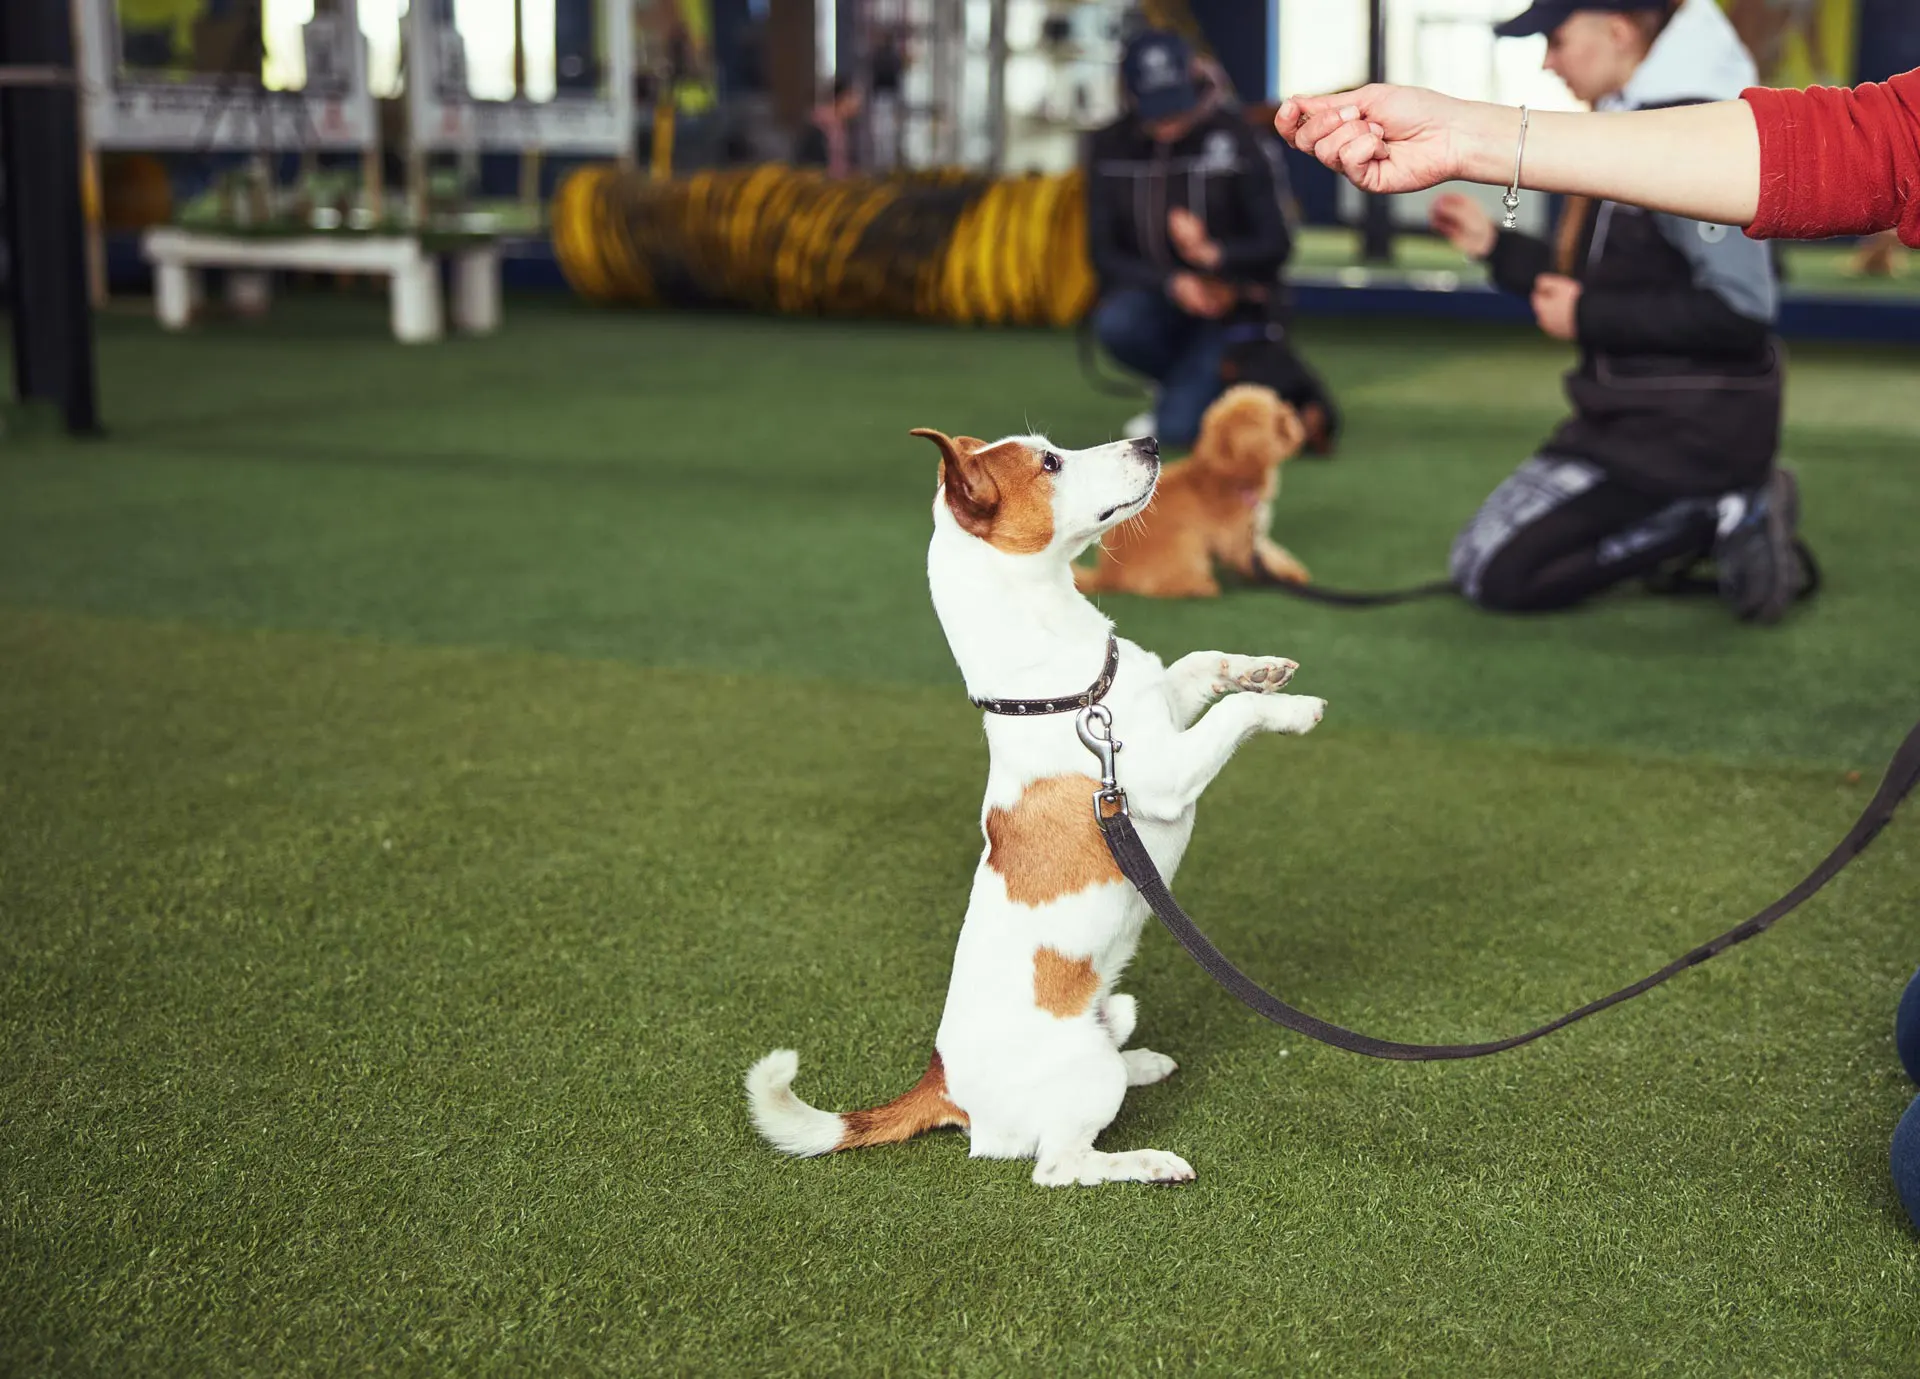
top-left (1085, 30), bottom-right (1331, 450)
top-left (1443, 0), bottom-right (1812, 623)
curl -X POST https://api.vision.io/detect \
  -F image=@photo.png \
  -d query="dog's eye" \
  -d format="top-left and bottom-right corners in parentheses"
top-left (1041, 453), bottom-right (1062, 474)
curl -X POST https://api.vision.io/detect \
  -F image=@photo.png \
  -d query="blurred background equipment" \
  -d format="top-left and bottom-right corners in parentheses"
top-left (552, 162), bottom-right (1095, 324)
top-left (22, 0), bottom-right (1917, 344)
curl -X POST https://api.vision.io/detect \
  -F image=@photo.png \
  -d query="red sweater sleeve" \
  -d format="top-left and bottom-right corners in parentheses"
top-left (1743, 68), bottom-right (1920, 248)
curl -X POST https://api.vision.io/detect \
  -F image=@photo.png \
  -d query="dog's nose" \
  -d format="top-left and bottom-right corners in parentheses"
top-left (1135, 437), bottom-right (1159, 458)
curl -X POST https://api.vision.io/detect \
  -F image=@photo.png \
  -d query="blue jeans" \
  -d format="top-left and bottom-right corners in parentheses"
top-left (1895, 968), bottom-right (1920, 1229)
top-left (1091, 289), bottom-right (1229, 448)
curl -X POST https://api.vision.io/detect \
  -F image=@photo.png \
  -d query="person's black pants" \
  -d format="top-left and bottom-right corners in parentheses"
top-left (1451, 456), bottom-right (1720, 613)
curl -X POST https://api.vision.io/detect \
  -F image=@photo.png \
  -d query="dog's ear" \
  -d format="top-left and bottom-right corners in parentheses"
top-left (910, 428), bottom-right (999, 538)
top-left (1273, 403), bottom-right (1306, 458)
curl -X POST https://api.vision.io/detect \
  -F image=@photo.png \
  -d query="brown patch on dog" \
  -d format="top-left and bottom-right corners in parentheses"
top-left (1075, 385), bottom-right (1308, 599)
top-left (909, 428), bottom-right (1055, 555)
top-left (985, 774), bottom-right (1124, 906)
top-left (1033, 947), bottom-right (1101, 1018)
top-left (836, 1051), bottom-right (970, 1150)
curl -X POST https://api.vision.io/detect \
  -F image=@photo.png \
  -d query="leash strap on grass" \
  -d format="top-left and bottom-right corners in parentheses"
top-left (1098, 717), bottom-right (1920, 1061)
top-left (1250, 561), bottom-right (1459, 607)
top-left (1255, 575), bottom-right (1459, 608)
top-left (1249, 539), bottom-right (1828, 610)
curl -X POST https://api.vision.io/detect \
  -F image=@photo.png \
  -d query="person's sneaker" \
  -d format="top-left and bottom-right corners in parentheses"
top-left (1121, 388), bottom-right (1159, 440)
top-left (1713, 467), bottom-right (1802, 625)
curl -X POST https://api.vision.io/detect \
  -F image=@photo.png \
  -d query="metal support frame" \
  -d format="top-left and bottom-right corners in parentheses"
top-left (1, 0), bottom-right (99, 435)
top-left (1361, 0), bottom-right (1394, 263)
top-left (927, 0), bottom-right (958, 164)
top-left (73, 0), bottom-right (376, 150)
top-left (405, 0), bottom-right (633, 155)
top-left (985, 0), bottom-right (1009, 172)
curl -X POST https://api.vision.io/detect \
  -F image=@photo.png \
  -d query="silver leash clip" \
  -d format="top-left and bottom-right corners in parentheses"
top-left (1075, 704), bottom-right (1129, 830)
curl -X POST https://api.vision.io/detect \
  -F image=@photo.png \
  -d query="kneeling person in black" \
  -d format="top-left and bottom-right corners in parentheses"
top-left (1444, 0), bottom-right (1808, 623)
top-left (1085, 30), bottom-right (1332, 449)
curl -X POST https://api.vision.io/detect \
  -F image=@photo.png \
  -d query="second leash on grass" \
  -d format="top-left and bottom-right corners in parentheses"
top-left (1075, 704), bottom-right (1920, 1061)
top-left (1249, 565), bottom-right (1459, 607)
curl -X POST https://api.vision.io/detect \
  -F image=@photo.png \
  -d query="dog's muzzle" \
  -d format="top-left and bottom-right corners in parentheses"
top-left (1099, 467), bottom-right (1159, 524)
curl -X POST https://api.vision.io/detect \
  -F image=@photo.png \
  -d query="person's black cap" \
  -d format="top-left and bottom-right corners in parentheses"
top-left (1493, 0), bottom-right (1668, 39)
top-left (1121, 30), bottom-right (1200, 121)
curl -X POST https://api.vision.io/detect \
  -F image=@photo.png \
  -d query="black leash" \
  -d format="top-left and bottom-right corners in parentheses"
top-left (1251, 566), bottom-right (1459, 608)
top-left (1073, 706), bottom-right (1920, 1061)
top-left (1241, 537), bottom-right (1829, 611)
top-left (1238, 543), bottom-right (1457, 606)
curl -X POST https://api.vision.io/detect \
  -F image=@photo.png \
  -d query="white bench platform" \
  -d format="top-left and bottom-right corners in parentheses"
top-left (142, 228), bottom-right (502, 344)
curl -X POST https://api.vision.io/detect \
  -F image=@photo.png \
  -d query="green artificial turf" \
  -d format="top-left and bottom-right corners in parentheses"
top-left (3, 298), bottom-right (1918, 1376)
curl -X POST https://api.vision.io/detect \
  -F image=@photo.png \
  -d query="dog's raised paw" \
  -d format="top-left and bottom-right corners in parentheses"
top-left (1259, 694), bottom-right (1326, 735)
top-left (1214, 655), bottom-right (1298, 696)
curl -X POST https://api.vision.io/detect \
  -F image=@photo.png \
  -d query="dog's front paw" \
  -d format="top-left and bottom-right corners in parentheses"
top-left (1258, 694), bottom-right (1326, 736)
top-left (1211, 655), bottom-right (1298, 697)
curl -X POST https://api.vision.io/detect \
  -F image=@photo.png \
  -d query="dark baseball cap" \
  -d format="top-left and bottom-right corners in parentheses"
top-left (1121, 30), bottom-right (1200, 121)
top-left (1493, 0), bottom-right (1669, 38)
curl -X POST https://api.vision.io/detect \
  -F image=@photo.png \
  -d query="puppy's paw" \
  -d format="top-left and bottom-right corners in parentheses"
top-left (1122, 1048), bottom-right (1178, 1086)
top-left (1256, 539), bottom-right (1311, 585)
top-left (1211, 655), bottom-right (1299, 697)
top-left (1257, 694), bottom-right (1326, 736)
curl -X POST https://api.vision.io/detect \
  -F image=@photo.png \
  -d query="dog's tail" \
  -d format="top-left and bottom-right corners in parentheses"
top-left (745, 1049), bottom-right (968, 1157)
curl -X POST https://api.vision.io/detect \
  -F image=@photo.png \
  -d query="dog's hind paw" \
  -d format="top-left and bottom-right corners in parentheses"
top-left (1212, 655), bottom-right (1298, 697)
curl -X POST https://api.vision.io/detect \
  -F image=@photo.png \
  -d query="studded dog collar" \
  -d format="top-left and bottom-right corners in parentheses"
top-left (970, 635), bottom-right (1120, 717)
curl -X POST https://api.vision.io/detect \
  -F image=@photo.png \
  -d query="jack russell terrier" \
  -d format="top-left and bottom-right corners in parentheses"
top-left (746, 428), bottom-right (1325, 1186)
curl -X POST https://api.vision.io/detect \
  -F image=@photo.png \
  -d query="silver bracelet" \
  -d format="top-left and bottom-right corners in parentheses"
top-left (1501, 105), bottom-right (1531, 229)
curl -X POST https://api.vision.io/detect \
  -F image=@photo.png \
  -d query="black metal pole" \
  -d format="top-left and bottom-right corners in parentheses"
top-left (1360, 0), bottom-right (1394, 264)
top-left (1, 0), bottom-right (101, 436)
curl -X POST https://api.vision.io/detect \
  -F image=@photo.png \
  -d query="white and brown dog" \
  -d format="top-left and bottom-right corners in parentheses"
top-left (746, 428), bottom-right (1325, 1186)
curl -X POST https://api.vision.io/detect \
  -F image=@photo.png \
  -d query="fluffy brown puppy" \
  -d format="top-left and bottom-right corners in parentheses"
top-left (1076, 384), bottom-right (1309, 599)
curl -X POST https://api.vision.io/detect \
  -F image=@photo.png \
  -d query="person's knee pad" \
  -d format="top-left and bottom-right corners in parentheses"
top-left (1897, 967), bottom-right (1920, 1086)
top-left (1892, 1095), bottom-right (1920, 1231)
top-left (1460, 546), bottom-right (1538, 613)
top-left (1450, 505), bottom-right (1517, 608)
top-left (1466, 584), bottom-right (1532, 614)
